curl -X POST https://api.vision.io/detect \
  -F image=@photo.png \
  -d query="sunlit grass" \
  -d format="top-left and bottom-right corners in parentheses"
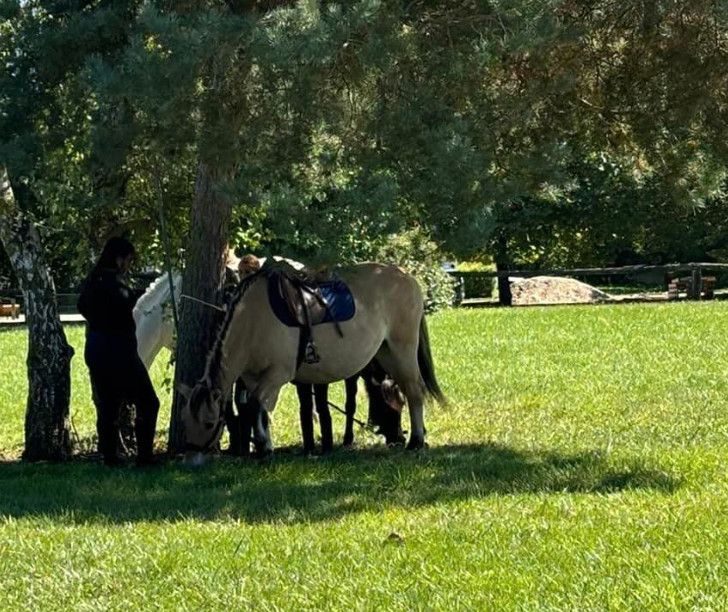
top-left (1, 302), bottom-right (728, 609)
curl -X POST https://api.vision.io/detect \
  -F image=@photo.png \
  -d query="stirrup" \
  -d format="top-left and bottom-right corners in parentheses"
top-left (304, 340), bottom-right (320, 364)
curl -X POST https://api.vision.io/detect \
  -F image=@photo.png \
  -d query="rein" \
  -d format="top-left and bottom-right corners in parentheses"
top-left (306, 389), bottom-right (369, 429)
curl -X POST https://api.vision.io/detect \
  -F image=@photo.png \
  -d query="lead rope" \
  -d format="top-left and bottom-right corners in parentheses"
top-left (179, 294), bottom-right (226, 313)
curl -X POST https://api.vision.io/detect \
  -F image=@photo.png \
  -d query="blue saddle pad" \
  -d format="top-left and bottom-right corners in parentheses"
top-left (267, 276), bottom-right (356, 327)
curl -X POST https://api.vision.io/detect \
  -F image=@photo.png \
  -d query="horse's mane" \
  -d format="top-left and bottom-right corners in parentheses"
top-left (202, 265), bottom-right (269, 387)
top-left (201, 258), bottom-right (311, 389)
top-left (134, 272), bottom-right (181, 315)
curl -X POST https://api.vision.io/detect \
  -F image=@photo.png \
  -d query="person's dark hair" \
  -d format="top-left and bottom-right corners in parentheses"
top-left (91, 236), bottom-right (135, 276)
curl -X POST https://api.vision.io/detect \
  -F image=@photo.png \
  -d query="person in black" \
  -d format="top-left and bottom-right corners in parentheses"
top-left (77, 237), bottom-right (160, 467)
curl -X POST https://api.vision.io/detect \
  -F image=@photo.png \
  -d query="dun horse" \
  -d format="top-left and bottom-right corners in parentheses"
top-left (133, 269), bottom-right (403, 454)
top-left (181, 262), bottom-right (444, 458)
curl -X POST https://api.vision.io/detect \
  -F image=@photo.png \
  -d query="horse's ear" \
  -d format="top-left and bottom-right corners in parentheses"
top-left (177, 383), bottom-right (192, 401)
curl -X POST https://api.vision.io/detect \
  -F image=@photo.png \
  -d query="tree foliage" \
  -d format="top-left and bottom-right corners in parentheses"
top-left (5, 0), bottom-right (728, 283)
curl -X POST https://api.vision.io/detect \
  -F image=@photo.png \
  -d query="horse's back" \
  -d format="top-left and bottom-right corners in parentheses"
top-left (336, 262), bottom-right (422, 300)
top-left (335, 263), bottom-right (424, 325)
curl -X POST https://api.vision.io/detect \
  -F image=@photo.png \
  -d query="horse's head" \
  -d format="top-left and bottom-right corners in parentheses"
top-left (179, 380), bottom-right (225, 461)
top-left (134, 273), bottom-right (181, 367)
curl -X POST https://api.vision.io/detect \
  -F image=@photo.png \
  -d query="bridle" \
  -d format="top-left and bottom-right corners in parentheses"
top-left (186, 413), bottom-right (226, 454)
top-left (185, 383), bottom-right (226, 453)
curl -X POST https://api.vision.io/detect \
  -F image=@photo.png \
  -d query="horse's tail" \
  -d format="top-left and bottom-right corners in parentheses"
top-left (418, 315), bottom-right (446, 405)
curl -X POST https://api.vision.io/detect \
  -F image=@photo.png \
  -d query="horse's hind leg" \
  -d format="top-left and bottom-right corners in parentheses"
top-left (314, 384), bottom-right (332, 453)
top-left (375, 343), bottom-right (426, 450)
top-left (343, 375), bottom-right (358, 447)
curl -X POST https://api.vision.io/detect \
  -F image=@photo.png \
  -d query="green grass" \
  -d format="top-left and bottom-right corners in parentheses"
top-left (1, 303), bottom-right (728, 610)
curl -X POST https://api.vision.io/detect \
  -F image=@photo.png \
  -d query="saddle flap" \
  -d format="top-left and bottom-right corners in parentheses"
top-left (277, 276), bottom-right (328, 327)
top-left (267, 268), bottom-right (355, 329)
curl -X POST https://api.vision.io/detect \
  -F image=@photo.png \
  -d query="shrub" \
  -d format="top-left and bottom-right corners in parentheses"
top-left (372, 228), bottom-right (455, 313)
top-left (456, 261), bottom-right (496, 299)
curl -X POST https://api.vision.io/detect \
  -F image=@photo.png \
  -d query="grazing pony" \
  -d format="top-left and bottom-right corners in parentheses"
top-left (181, 261), bottom-right (444, 458)
top-left (296, 361), bottom-right (406, 455)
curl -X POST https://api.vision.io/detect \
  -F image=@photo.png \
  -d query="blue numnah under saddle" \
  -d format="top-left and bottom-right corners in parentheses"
top-left (268, 276), bottom-right (356, 327)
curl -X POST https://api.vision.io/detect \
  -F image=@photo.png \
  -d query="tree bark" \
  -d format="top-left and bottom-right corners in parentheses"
top-left (168, 162), bottom-right (233, 454)
top-left (0, 166), bottom-right (74, 461)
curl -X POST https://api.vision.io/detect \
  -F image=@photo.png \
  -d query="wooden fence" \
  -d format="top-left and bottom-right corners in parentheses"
top-left (3, 263), bottom-right (728, 317)
top-left (446, 262), bottom-right (728, 305)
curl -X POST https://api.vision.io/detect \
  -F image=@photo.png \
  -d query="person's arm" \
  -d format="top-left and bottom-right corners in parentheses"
top-left (129, 286), bottom-right (146, 305)
top-left (96, 275), bottom-right (136, 321)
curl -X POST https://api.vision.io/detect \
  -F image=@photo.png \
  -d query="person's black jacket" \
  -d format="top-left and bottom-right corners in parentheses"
top-left (77, 268), bottom-right (142, 337)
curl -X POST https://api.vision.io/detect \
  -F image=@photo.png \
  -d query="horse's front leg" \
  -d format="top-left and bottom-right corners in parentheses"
top-left (224, 395), bottom-right (241, 456)
top-left (314, 384), bottom-right (332, 454)
top-left (343, 375), bottom-right (358, 447)
top-left (250, 373), bottom-right (286, 458)
top-left (248, 395), bottom-right (272, 459)
top-left (234, 378), bottom-right (252, 457)
top-left (295, 383), bottom-right (316, 455)
top-left (385, 408), bottom-right (406, 446)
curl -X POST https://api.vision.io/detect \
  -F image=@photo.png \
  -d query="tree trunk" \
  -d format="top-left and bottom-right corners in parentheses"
top-left (0, 166), bottom-right (74, 461)
top-left (168, 162), bottom-right (232, 454)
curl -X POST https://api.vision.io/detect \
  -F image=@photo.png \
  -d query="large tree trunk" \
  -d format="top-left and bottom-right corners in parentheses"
top-left (0, 167), bottom-right (74, 461)
top-left (168, 162), bottom-right (232, 454)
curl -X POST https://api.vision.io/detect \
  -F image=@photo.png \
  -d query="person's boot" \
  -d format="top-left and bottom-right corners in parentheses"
top-left (103, 454), bottom-right (127, 467)
top-left (99, 420), bottom-right (126, 466)
top-left (134, 415), bottom-right (161, 467)
top-left (135, 454), bottom-right (162, 467)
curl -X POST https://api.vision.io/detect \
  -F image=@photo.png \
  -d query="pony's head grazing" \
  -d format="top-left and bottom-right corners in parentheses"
top-left (179, 379), bottom-right (225, 458)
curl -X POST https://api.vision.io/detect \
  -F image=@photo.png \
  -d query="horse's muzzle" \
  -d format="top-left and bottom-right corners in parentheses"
top-left (183, 450), bottom-right (207, 467)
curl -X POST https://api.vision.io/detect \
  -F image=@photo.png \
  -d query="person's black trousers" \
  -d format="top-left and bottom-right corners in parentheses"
top-left (84, 331), bottom-right (160, 462)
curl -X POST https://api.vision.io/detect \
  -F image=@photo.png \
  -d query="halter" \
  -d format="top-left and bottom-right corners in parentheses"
top-left (185, 380), bottom-right (227, 453)
top-left (186, 411), bottom-right (226, 454)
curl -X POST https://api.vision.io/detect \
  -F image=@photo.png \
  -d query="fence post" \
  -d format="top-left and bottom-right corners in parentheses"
top-left (691, 266), bottom-right (702, 300)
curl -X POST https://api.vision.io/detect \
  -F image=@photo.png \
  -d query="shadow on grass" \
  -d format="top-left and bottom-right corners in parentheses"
top-left (0, 443), bottom-right (679, 524)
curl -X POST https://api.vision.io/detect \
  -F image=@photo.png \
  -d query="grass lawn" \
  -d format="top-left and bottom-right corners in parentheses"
top-left (1, 303), bottom-right (728, 609)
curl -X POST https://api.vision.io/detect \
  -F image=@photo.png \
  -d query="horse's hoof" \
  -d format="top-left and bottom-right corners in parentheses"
top-left (406, 438), bottom-right (425, 451)
top-left (183, 451), bottom-right (206, 467)
top-left (255, 448), bottom-right (274, 461)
